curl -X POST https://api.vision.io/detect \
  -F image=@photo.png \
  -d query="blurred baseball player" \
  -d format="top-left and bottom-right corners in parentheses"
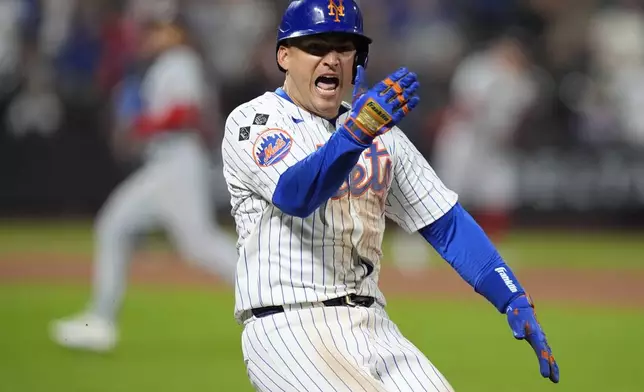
top-left (433, 34), bottom-right (538, 243)
top-left (50, 20), bottom-right (238, 352)
top-left (221, 1), bottom-right (559, 390)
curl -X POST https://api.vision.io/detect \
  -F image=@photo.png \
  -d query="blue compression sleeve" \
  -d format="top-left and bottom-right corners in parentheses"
top-left (272, 126), bottom-right (369, 218)
top-left (419, 203), bottom-right (525, 313)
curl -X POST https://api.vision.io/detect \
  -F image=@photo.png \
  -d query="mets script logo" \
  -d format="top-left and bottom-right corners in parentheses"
top-left (253, 129), bottom-right (293, 167)
top-left (324, 141), bottom-right (392, 199)
top-left (328, 0), bottom-right (345, 22)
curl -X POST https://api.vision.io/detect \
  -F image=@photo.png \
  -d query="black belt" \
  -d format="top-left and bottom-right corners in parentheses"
top-left (251, 294), bottom-right (375, 318)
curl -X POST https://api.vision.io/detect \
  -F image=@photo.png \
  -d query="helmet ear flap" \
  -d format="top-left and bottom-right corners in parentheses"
top-left (352, 50), bottom-right (368, 85)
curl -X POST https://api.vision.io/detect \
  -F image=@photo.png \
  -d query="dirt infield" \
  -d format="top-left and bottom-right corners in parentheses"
top-left (2, 252), bottom-right (643, 308)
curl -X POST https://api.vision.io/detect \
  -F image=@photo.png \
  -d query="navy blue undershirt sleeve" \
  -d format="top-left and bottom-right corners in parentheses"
top-left (272, 126), bottom-right (370, 217)
top-left (419, 203), bottom-right (525, 313)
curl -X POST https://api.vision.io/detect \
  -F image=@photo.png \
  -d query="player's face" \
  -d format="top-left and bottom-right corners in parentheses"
top-left (279, 34), bottom-right (357, 119)
top-left (140, 25), bottom-right (184, 59)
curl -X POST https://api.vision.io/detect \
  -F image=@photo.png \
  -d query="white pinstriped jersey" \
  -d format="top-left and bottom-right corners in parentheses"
top-left (222, 91), bottom-right (458, 323)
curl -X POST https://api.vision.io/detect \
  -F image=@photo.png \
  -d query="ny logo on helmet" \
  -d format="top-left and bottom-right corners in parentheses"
top-left (328, 0), bottom-right (345, 22)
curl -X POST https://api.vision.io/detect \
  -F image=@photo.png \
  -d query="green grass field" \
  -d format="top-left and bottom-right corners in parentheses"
top-left (1, 284), bottom-right (642, 392)
top-left (2, 219), bottom-right (644, 269)
top-left (1, 221), bottom-right (643, 391)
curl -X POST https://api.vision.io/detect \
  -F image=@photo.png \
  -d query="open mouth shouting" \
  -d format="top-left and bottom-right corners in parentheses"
top-left (315, 74), bottom-right (340, 98)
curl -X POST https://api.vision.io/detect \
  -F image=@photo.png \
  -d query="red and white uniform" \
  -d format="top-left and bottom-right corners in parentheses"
top-left (433, 50), bottom-right (537, 211)
top-left (89, 45), bottom-right (238, 323)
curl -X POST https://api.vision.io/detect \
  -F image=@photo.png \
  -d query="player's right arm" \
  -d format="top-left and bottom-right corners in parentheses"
top-left (222, 66), bottom-right (420, 217)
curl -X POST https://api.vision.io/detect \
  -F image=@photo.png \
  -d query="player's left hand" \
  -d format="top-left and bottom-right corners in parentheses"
top-left (506, 294), bottom-right (560, 383)
top-left (343, 66), bottom-right (419, 145)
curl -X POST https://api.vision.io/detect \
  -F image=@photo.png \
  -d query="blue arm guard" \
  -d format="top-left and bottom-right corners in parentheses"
top-left (272, 126), bottom-right (369, 218)
top-left (419, 203), bottom-right (525, 313)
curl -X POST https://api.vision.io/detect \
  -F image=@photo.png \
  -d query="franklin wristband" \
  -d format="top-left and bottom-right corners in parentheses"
top-left (475, 264), bottom-right (526, 313)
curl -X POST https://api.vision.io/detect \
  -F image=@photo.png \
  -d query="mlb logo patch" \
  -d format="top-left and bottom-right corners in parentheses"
top-left (253, 113), bottom-right (269, 126)
top-left (253, 129), bottom-right (293, 167)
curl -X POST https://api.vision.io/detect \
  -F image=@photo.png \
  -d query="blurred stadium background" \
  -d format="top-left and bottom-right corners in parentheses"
top-left (1, 0), bottom-right (643, 391)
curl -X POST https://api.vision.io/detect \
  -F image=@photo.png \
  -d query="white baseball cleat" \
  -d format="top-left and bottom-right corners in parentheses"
top-left (50, 313), bottom-right (118, 352)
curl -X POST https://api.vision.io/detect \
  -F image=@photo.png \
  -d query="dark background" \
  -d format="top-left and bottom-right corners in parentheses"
top-left (1, 0), bottom-right (643, 229)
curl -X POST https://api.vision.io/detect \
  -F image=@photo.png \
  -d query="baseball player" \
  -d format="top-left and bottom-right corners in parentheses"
top-left (433, 34), bottom-right (538, 243)
top-left (222, 1), bottom-right (559, 390)
top-left (50, 20), bottom-right (238, 352)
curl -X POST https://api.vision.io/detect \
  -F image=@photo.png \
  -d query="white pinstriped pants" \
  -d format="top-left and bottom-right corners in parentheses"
top-left (241, 304), bottom-right (455, 392)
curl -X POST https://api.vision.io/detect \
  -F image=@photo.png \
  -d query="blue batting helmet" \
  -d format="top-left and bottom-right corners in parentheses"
top-left (276, 0), bottom-right (372, 81)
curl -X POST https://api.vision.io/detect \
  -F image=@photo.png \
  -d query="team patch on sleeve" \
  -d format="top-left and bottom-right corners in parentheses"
top-left (253, 128), bottom-right (293, 167)
top-left (253, 113), bottom-right (269, 126)
top-left (239, 126), bottom-right (251, 141)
